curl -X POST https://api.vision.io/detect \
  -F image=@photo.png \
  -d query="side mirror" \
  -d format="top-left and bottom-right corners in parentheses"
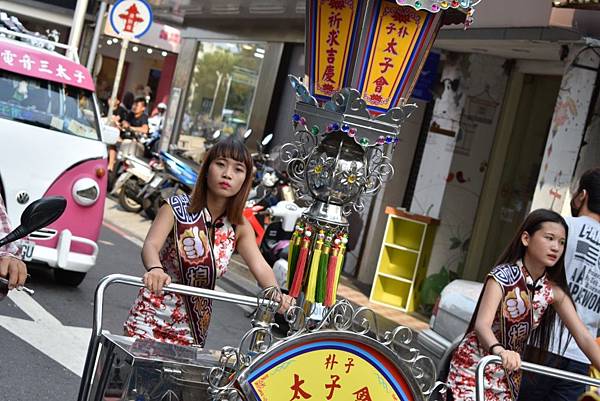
top-left (0, 196), bottom-right (67, 248)
top-left (101, 124), bottom-right (120, 145)
top-left (262, 133), bottom-right (273, 147)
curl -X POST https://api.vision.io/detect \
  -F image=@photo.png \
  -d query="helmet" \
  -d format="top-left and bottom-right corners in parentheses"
top-left (157, 102), bottom-right (167, 110)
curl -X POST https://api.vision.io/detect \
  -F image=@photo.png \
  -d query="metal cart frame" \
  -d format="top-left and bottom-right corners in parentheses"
top-left (476, 355), bottom-right (600, 401)
top-left (77, 274), bottom-right (272, 401)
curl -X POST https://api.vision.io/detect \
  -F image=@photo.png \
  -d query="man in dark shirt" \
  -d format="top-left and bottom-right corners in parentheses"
top-left (122, 97), bottom-right (149, 138)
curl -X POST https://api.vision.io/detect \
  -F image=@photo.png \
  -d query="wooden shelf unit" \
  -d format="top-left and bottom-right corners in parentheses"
top-left (369, 207), bottom-right (439, 312)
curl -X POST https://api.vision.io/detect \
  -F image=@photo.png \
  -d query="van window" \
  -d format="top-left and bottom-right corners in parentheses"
top-left (0, 70), bottom-right (100, 140)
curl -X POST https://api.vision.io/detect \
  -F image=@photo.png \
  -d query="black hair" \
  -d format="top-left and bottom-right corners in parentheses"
top-left (577, 167), bottom-right (600, 214)
top-left (122, 91), bottom-right (134, 110)
top-left (467, 209), bottom-right (571, 363)
top-left (133, 97), bottom-right (147, 107)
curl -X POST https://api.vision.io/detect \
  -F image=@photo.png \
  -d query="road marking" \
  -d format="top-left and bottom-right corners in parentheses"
top-left (0, 289), bottom-right (94, 377)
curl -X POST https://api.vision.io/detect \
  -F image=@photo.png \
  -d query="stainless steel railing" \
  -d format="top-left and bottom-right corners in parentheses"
top-left (77, 274), bottom-right (273, 401)
top-left (476, 355), bottom-right (600, 401)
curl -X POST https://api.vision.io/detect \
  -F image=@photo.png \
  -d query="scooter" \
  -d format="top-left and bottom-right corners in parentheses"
top-left (260, 200), bottom-right (306, 287)
top-left (111, 154), bottom-right (161, 213)
top-left (139, 149), bottom-right (200, 220)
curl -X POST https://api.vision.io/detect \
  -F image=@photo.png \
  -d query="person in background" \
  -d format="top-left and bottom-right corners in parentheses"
top-left (0, 194), bottom-right (27, 290)
top-left (519, 168), bottom-right (600, 401)
top-left (122, 97), bottom-right (149, 138)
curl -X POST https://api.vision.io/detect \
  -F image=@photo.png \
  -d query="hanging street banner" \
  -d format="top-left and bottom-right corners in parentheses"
top-left (0, 41), bottom-right (94, 91)
top-left (355, 0), bottom-right (442, 113)
top-left (306, 0), bottom-right (365, 102)
top-left (109, 0), bottom-right (153, 39)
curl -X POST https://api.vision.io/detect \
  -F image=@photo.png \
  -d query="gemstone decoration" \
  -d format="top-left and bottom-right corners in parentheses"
top-left (359, 138), bottom-right (369, 146)
top-left (341, 124), bottom-right (350, 132)
top-left (385, 136), bottom-right (394, 144)
top-left (431, 3), bottom-right (439, 10)
top-left (376, 136), bottom-right (386, 145)
top-left (292, 113), bottom-right (300, 122)
top-left (332, 122), bottom-right (340, 131)
top-left (348, 128), bottom-right (357, 137)
top-left (300, 117), bottom-right (307, 125)
top-left (311, 126), bottom-right (320, 136)
top-left (415, 1), bottom-right (421, 8)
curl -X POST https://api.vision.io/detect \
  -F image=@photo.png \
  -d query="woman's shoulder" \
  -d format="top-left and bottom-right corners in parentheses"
top-left (488, 262), bottom-right (523, 286)
top-left (489, 262), bottom-right (520, 276)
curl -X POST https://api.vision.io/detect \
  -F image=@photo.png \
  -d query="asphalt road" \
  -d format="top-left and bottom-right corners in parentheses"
top-left (0, 224), bottom-right (259, 401)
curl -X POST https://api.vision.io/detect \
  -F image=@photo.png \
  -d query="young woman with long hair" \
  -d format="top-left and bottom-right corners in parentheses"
top-left (446, 209), bottom-right (600, 401)
top-left (124, 136), bottom-right (293, 347)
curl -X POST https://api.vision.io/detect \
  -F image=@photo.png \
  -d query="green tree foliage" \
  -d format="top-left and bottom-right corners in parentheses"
top-left (187, 44), bottom-right (262, 124)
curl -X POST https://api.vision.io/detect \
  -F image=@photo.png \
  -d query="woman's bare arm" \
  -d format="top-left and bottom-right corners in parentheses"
top-left (141, 204), bottom-right (174, 270)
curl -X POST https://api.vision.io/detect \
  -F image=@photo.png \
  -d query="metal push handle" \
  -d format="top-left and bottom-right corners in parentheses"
top-left (476, 355), bottom-right (600, 401)
top-left (78, 274), bottom-right (273, 401)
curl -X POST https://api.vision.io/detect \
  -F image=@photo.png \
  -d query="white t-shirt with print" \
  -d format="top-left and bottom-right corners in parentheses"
top-left (549, 215), bottom-right (600, 363)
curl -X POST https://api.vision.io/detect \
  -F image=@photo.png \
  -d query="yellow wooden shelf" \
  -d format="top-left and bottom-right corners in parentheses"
top-left (384, 215), bottom-right (425, 251)
top-left (383, 242), bottom-right (420, 254)
top-left (377, 272), bottom-right (412, 283)
top-left (369, 208), bottom-right (439, 312)
top-left (371, 275), bottom-right (411, 310)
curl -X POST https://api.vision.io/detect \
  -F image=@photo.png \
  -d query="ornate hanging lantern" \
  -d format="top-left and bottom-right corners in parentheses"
top-left (282, 0), bottom-right (482, 308)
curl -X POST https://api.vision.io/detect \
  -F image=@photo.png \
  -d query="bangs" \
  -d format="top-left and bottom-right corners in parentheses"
top-left (211, 137), bottom-right (252, 169)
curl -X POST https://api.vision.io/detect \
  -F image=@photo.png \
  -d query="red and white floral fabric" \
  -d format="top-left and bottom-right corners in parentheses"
top-left (447, 263), bottom-right (554, 401)
top-left (124, 208), bottom-right (236, 346)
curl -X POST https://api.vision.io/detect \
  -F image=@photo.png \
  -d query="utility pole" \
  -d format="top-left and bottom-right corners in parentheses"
top-left (87, 1), bottom-right (108, 73)
top-left (68, 0), bottom-right (90, 53)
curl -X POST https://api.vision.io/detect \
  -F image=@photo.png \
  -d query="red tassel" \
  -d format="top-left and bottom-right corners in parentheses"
top-left (324, 253), bottom-right (338, 306)
top-left (289, 239), bottom-right (310, 297)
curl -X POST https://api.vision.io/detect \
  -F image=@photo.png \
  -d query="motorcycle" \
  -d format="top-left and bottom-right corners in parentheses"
top-left (111, 154), bottom-right (161, 213)
top-left (140, 148), bottom-right (200, 220)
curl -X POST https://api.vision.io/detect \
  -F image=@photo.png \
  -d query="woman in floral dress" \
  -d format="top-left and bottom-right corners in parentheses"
top-left (447, 209), bottom-right (600, 401)
top-left (124, 136), bottom-right (293, 347)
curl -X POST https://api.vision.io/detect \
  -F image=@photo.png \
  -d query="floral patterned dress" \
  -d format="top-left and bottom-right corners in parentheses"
top-left (124, 208), bottom-right (237, 346)
top-left (446, 263), bottom-right (554, 401)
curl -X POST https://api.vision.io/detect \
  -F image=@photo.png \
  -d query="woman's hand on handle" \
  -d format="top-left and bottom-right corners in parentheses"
top-left (277, 293), bottom-right (295, 314)
top-left (499, 349), bottom-right (521, 373)
top-left (143, 268), bottom-right (171, 294)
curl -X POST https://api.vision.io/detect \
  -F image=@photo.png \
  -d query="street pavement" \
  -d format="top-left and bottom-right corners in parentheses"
top-left (0, 198), bottom-right (262, 401)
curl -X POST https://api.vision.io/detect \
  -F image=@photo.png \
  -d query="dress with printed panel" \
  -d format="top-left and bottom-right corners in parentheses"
top-left (446, 261), bottom-right (554, 401)
top-left (124, 194), bottom-right (236, 347)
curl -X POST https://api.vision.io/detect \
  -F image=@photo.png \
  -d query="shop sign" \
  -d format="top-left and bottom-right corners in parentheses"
top-left (244, 339), bottom-right (415, 401)
top-left (0, 41), bottom-right (94, 91)
top-left (307, 0), bottom-right (364, 102)
top-left (356, 0), bottom-right (439, 113)
top-left (109, 0), bottom-right (153, 39)
top-left (104, 18), bottom-right (181, 53)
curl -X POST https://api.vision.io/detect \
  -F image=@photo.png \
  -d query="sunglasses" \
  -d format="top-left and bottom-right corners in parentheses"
top-left (0, 277), bottom-right (34, 301)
